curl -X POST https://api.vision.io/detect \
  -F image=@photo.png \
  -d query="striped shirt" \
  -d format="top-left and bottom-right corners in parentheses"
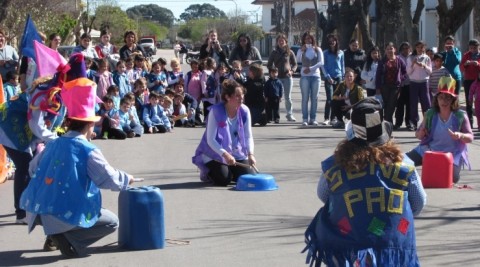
top-left (429, 66), bottom-right (451, 94)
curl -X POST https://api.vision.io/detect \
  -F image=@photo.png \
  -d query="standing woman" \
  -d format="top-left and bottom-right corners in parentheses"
top-left (321, 34), bottom-right (344, 125)
top-left (48, 33), bottom-right (62, 52)
top-left (199, 29), bottom-right (230, 69)
top-left (267, 34), bottom-right (298, 122)
top-left (119, 31), bottom-right (146, 61)
top-left (72, 33), bottom-right (99, 59)
top-left (0, 29), bottom-right (19, 80)
top-left (375, 42), bottom-right (407, 124)
top-left (192, 79), bottom-right (256, 186)
top-left (407, 41), bottom-right (432, 131)
top-left (228, 33), bottom-right (262, 75)
top-left (295, 32), bottom-right (323, 126)
top-left (361, 46), bottom-right (381, 97)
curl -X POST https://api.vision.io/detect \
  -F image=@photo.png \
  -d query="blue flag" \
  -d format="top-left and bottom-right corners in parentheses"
top-left (20, 14), bottom-right (42, 59)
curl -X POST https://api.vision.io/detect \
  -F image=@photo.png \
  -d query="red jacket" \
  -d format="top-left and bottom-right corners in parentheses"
top-left (460, 51), bottom-right (480, 80)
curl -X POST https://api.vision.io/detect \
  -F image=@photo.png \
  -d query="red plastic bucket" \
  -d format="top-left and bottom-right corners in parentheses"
top-left (421, 151), bottom-right (453, 188)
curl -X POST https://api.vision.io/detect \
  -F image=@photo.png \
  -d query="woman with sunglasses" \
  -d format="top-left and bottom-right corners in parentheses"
top-left (228, 33), bottom-right (262, 75)
top-left (406, 80), bottom-right (474, 183)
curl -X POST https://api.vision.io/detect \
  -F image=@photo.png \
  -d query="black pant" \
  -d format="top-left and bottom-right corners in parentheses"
top-left (102, 119), bottom-right (127, 139)
top-left (381, 84), bottom-right (401, 124)
top-left (331, 99), bottom-right (349, 122)
top-left (266, 97), bottom-right (280, 121)
top-left (205, 159), bottom-right (254, 186)
top-left (463, 80), bottom-right (474, 126)
top-left (4, 146), bottom-right (33, 219)
top-left (203, 101), bottom-right (213, 123)
top-left (395, 84), bottom-right (411, 127)
top-left (143, 124), bottom-right (167, 133)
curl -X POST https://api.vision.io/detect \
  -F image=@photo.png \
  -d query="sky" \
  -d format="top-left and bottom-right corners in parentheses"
top-left (115, 0), bottom-right (262, 21)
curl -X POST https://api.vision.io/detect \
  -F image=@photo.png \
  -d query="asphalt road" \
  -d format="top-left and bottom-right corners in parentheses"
top-left (0, 49), bottom-right (479, 267)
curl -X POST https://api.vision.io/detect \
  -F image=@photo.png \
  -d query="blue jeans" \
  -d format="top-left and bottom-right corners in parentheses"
top-left (279, 77), bottom-right (293, 116)
top-left (300, 76), bottom-right (321, 122)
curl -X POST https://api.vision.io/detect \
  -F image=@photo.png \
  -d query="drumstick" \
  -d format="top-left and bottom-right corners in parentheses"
top-left (132, 178), bottom-right (145, 182)
top-left (235, 161), bottom-right (260, 173)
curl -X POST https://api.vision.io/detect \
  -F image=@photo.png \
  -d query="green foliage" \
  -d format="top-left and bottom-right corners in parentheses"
top-left (138, 20), bottom-right (168, 41)
top-left (179, 4), bottom-right (227, 22)
top-left (94, 5), bottom-right (135, 45)
top-left (232, 24), bottom-right (264, 43)
top-left (52, 15), bottom-right (77, 43)
top-left (126, 4), bottom-right (174, 28)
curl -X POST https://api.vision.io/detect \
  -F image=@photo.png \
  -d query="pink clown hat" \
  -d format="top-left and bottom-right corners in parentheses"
top-left (61, 78), bottom-right (102, 122)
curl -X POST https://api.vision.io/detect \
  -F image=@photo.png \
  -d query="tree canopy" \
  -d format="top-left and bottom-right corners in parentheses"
top-left (179, 4), bottom-right (227, 22)
top-left (126, 4), bottom-right (175, 28)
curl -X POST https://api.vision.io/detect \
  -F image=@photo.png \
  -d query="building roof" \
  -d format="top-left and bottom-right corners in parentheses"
top-left (251, 0), bottom-right (313, 4)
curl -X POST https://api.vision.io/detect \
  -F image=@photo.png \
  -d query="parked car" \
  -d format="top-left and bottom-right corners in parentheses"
top-left (139, 37), bottom-right (157, 55)
top-left (57, 45), bottom-right (76, 59)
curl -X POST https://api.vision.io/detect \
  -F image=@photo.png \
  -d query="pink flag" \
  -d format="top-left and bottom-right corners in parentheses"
top-left (34, 40), bottom-right (68, 77)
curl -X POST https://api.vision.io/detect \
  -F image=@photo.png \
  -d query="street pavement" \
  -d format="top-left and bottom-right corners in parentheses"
top-left (0, 49), bottom-right (479, 267)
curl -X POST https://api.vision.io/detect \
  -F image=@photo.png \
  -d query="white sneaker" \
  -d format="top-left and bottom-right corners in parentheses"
top-left (302, 122), bottom-right (308, 126)
top-left (286, 115), bottom-right (296, 122)
top-left (321, 120), bottom-right (330, 126)
top-left (311, 121), bottom-right (318, 126)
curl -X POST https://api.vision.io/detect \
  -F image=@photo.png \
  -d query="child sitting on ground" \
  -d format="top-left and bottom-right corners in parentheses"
top-left (106, 85), bottom-right (121, 110)
top-left (97, 95), bottom-right (127, 139)
top-left (173, 82), bottom-right (197, 126)
top-left (118, 97), bottom-right (143, 138)
top-left (142, 91), bottom-right (171, 133)
top-left (93, 58), bottom-right (115, 98)
top-left (123, 92), bottom-right (143, 135)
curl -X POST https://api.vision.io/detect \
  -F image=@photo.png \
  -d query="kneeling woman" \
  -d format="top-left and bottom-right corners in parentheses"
top-left (192, 79), bottom-right (256, 186)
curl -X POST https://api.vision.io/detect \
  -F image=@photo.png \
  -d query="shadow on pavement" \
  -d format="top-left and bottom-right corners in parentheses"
top-left (0, 249), bottom-right (66, 266)
top-left (154, 181), bottom-right (208, 190)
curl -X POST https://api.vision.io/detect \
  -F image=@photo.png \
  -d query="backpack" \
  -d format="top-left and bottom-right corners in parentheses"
top-left (205, 72), bottom-right (216, 98)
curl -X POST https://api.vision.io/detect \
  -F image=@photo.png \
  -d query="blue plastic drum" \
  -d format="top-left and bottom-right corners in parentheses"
top-left (118, 186), bottom-right (165, 250)
top-left (235, 173), bottom-right (278, 191)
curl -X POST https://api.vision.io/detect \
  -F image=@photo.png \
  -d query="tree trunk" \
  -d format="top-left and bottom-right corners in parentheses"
top-left (0, 0), bottom-right (12, 25)
top-left (356, 0), bottom-right (375, 52)
top-left (475, 1), bottom-right (480, 39)
top-left (412, 0), bottom-right (425, 42)
top-left (437, 0), bottom-right (475, 48)
top-left (376, 0), bottom-right (404, 51)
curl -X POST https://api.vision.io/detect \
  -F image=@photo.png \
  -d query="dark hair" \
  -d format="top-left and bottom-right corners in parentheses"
top-left (276, 33), bottom-right (291, 55)
top-left (124, 92), bottom-right (135, 101)
top-left (48, 33), bottom-right (61, 48)
top-left (349, 39), bottom-right (358, 45)
top-left (189, 59), bottom-right (199, 66)
top-left (327, 34), bottom-right (339, 55)
top-left (221, 79), bottom-right (245, 102)
top-left (468, 39), bottom-right (480, 46)
top-left (6, 70), bottom-right (18, 81)
top-left (80, 33), bottom-right (91, 40)
top-left (98, 58), bottom-right (110, 69)
top-left (269, 67), bottom-right (278, 74)
top-left (100, 30), bottom-right (110, 37)
top-left (149, 91), bottom-right (160, 100)
top-left (107, 85), bottom-right (119, 94)
top-left (124, 31), bottom-right (136, 43)
top-left (204, 57), bottom-right (216, 69)
top-left (157, 57), bottom-right (167, 65)
top-left (399, 42), bottom-right (410, 51)
top-left (433, 53), bottom-right (444, 61)
top-left (248, 63), bottom-right (263, 79)
top-left (301, 32), bottom-right (317, 47)
top-left (165, 89), bottom-right (175, 96)
top-left (236, 33), bottom-right (252, 55)
top-left (204, 29), bottom-right (217, 45)
top-left (411, 40), bottom-right (426, 56)
top-left (66, 118), bottom-right (92, 132)
top-left (444, 35), bottom-right (455, 42)
top-left (365, 46), bottom-right (380, 71)
top-left (116, 60), bottom-right (126, 67)
top-left (120, 97), bottom-right (131, 106)
top-left (102, 95), bottom-right (114, 103)
top-left (432, 93), bottom-right (459, 112)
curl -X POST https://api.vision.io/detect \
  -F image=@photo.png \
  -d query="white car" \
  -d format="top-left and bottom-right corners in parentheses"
top-left (139, 38), bottom-right (156, 55)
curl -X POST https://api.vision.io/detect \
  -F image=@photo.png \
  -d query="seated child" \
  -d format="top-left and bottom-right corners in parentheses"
top-left (123, 92), bottom-right (144, 135)
top-left (147, 60), bottom-right (168, 94)
top-left (118, 98), bottom-right (143, 138)
top-left (3, 71), bottom-right (19, 100)
top-left (107, 85), bottom-right (121, 110)
top-left (162, 95), bottom-right (174, 127)
top-left (112, 60), bottom-right (130, 98)
top-left (172, 94), bottom-right (191, 127)
top-left (173, 83), bottom-right (196, 126)
top-left (230, 60), bottom-right (246, 84)
top-left (97, 95), bottom-right (127, 139)
top-left (142, 91), bottom-right (171, 133)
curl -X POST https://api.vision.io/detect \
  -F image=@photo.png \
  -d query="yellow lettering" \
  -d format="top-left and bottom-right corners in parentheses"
top-left (325, 167), bottom-right (343, 192)
top-left (388, 189), bottom-right (404, 214)
top-left (379, 164), bottom-right (395, 179)
top-left (346, 169), bottom-right (367, 180)
top-left (391, 164), bottom-right (412, 187)
top-left (344, 189), bottom-right (363, 218)
top-left (366, 187), bottom-right (385, 214)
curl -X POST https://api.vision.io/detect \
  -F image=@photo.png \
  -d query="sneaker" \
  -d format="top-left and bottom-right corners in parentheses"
top-left (274, 119), bottom-right (279, 124)
top-left (332, 121), bottom-right (345, 129)
top-left (15, 217), bottom-right (27, 225)
top-left (51, 234), bottom-right (79, 258)
top-left (101, 132), bottom-right (108, 140)
top-left (127, 132), bottom-right (135, 138)
top-left (321, 119), bottom-right (330, 126)
top-left (43, 236), bottom-right (58, 251)
top-left (311, 121), bottom-right (318, 126)
top-left (302, 122), bottom-right (308, 126)
top-left (286, 115), bottom-right (296, 122)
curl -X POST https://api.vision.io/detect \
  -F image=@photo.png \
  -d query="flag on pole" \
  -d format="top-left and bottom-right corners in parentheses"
top-left (34, 40), bottom-right (68, 77)
top-left (20, 14), bottom-right (42, 59)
